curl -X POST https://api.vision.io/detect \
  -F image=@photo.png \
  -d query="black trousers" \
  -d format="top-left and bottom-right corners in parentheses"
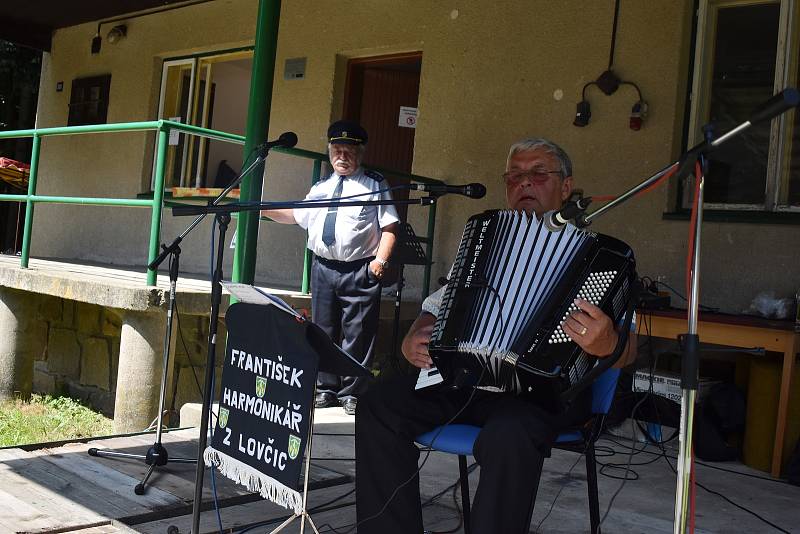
top-left (312, 257), bottom-right (381, 399)
top-left (355, 373), bottom-right (591, 534)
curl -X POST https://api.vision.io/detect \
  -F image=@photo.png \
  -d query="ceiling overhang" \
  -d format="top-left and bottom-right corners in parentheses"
top-left (0, 1), bottom-right (215, 51)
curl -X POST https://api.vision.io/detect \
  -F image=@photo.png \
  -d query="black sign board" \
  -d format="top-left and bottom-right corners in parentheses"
top-left (204, 302), bottom-right (319, 512)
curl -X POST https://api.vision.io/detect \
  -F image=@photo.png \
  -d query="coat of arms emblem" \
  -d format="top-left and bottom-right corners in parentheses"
top-left (218, 407), bottom-right (229, 428)
top-left (256, 376), bottom-right (267, 398)
top-left (288, 434), bottom-right (302, 460)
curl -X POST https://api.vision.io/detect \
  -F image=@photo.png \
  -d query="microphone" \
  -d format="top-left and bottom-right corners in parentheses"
top-left (543, 197), bottom-right (592, 232)
top-left (409, 182), bottom-right (487, 199)
top-left (257, 131), bottom-right (298, 152)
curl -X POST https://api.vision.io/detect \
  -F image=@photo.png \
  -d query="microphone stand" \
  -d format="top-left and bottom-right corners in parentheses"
top-left (172, 193), bottom-right (438, 534)
top-left (563, 88), bottom-right (799, 534)
top-left (88, 143), bottom-right (274, 495)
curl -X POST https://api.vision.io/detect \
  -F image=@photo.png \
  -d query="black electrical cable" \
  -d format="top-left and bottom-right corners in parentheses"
top-left (172, 293), bottom-right (205, 401)
top-left (598, 393), bottom-right (652, 526)
top-left (600, 434), bottom-right (792, 485)
top-left (241, 487), bottom-right (357, 534)
top-left (654, 279), bottom-right (718, 312)
top-left (599, 428), bottom-right (793, 532)
top-left (661, 453), bottom-right (791, 534)
top-left (535, 451), bottom-right (586, 531)
top-left (412, 461), bottom-right (480, 534)
top-left (608, 0), bottom-right (621, 70)
top-left (597, 303), bottom-right (791, 532)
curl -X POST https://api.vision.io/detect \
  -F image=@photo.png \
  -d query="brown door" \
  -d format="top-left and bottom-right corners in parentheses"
top-left (343, 53), bottom-right (422, 220)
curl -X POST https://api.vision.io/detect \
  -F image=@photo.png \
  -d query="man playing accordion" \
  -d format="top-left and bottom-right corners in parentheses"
top-left (355, 138), bottom-right (637, 533)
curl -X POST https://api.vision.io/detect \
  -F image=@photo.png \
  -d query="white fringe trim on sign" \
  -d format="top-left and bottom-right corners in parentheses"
top-left (204, 446), bottom-right (303, 513)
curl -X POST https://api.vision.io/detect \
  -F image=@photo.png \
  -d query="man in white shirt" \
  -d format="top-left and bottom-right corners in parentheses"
top-left (262, 120), bottom-right (399, 415)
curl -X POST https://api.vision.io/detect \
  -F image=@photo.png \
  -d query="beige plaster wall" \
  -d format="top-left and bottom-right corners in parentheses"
top-left (31, 0), bottom-right (800, 313)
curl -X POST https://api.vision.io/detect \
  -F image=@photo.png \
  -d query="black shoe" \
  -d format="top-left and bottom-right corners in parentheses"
top-left (315, 392), bottom-right (338, 408)
top-left (341, 397), bottom-right (357, 416)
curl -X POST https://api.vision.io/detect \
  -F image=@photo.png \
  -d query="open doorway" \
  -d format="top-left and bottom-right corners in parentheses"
top-left (342, 52), bottom-right (422, 220)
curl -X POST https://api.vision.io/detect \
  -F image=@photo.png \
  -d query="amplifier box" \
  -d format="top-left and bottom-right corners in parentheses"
top-left (638, 291), bottom-right (671, 310)
top-left (633, 370), bottom-right (718, 404)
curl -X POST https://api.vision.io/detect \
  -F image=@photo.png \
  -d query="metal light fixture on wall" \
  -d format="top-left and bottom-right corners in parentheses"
top-left (90, 23), bottom-right (127, 54)
top-left (107, 25), bottom-right (127, 45)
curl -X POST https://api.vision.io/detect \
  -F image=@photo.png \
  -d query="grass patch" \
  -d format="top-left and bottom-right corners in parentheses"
top-left (0, 394), bottom-right (113, 447)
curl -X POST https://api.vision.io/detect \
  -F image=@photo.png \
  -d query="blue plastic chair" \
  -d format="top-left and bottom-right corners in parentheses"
top-left (416, 368), bottom-right (620, 534)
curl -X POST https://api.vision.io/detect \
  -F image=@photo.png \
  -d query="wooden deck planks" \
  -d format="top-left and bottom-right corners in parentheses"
top-left (81, 431), bottom-right (259, 501)
top-left (132, 483), bottom-right (357, 534)
top-left (33, 443), bottom-right (178, 508)
top-left (0, 447), bottom-right (138, 521)
top-left (0, 429), bottom-right (351, 533)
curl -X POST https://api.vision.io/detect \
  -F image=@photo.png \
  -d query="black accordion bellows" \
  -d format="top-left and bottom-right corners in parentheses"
top-left (429, 210), bottom-right (637, 411)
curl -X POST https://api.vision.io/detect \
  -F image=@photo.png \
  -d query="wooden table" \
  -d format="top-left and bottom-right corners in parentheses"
top-left (639, 308), bottom-right (799, 477)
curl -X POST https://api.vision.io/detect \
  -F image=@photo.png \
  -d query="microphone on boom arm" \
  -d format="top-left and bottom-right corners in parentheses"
top-left (256, 131), bottom-right (298, 154)
top-left (409, 182), bottom-right (487, 199)
top-left (543, 196), bottom-right (593, 232)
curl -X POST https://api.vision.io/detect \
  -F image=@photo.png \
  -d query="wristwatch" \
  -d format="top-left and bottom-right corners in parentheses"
top-left (375, 257), bottom-right (389, 268)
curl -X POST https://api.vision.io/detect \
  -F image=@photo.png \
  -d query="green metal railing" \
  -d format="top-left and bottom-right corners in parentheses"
top-left (0, 120), bottom-right (440, 295)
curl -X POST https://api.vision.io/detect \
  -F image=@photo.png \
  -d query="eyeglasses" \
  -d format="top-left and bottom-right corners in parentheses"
top-left (502, 168), bottom-right (563, 184)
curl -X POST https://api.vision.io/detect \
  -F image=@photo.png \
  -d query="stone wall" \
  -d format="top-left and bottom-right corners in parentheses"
top-left (33, 296), bottom-right (121, 415)
top-left (31, 294), bottom-right (408, 423)
top-left (31, 296), bottom-right (228, 423)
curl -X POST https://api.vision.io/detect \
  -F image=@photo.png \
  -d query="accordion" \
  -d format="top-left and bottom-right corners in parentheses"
top-left (428, 210), bottom-right (637, 409)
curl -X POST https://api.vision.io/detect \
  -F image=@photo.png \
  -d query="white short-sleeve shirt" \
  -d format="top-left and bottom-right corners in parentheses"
top-left (294, 167), bottom-right (400, 262)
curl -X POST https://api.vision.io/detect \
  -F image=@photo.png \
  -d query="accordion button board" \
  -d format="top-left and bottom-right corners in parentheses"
top-left (429, 209), bottom-right (636, 409)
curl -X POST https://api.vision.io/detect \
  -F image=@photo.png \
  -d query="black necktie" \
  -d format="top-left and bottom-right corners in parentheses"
top-left (322, 176), bottom-right (344, 246)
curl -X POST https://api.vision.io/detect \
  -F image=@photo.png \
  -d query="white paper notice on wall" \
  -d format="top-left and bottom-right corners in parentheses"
top-left (398, 106), bottom-right (417, 128)
top-left (168, 117), bottom-right (182, 145)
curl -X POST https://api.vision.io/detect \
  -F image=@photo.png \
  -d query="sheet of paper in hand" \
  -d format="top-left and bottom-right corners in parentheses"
top-left (203, 299), bottom-right (318, 513)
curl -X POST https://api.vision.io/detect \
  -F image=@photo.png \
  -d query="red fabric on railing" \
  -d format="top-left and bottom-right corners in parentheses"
top-left (0, 157), bottom-right (30, 189)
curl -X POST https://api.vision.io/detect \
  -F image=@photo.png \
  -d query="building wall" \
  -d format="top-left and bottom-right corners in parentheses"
top-left (30, 0), bottom-right (800, 313)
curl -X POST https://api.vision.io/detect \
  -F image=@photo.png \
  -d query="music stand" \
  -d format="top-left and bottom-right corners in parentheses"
top-left (388, 222), bottom-right (430, 362)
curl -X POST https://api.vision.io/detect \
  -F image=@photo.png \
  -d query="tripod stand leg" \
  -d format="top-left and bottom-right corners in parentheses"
top-left (136, 463), bottom-right (157, 495)
top-left (87, 247), bottom-right (197, 497)
top-left (269, 513), bottom-right (300, 533)
top-left (303, 511), bottom-right (321, 534)
top-left (270, 388), bottom-right (319, 534)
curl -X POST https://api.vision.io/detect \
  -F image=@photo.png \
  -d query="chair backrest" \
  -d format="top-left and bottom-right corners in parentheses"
top-left (590, 367), bottom-right (621, 415)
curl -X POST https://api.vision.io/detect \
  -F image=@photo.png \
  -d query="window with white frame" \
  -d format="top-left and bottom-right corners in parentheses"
top-left (152, 49), bottom-right (253, 192)
top-left (685, 0), bottom-right (799, 212)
